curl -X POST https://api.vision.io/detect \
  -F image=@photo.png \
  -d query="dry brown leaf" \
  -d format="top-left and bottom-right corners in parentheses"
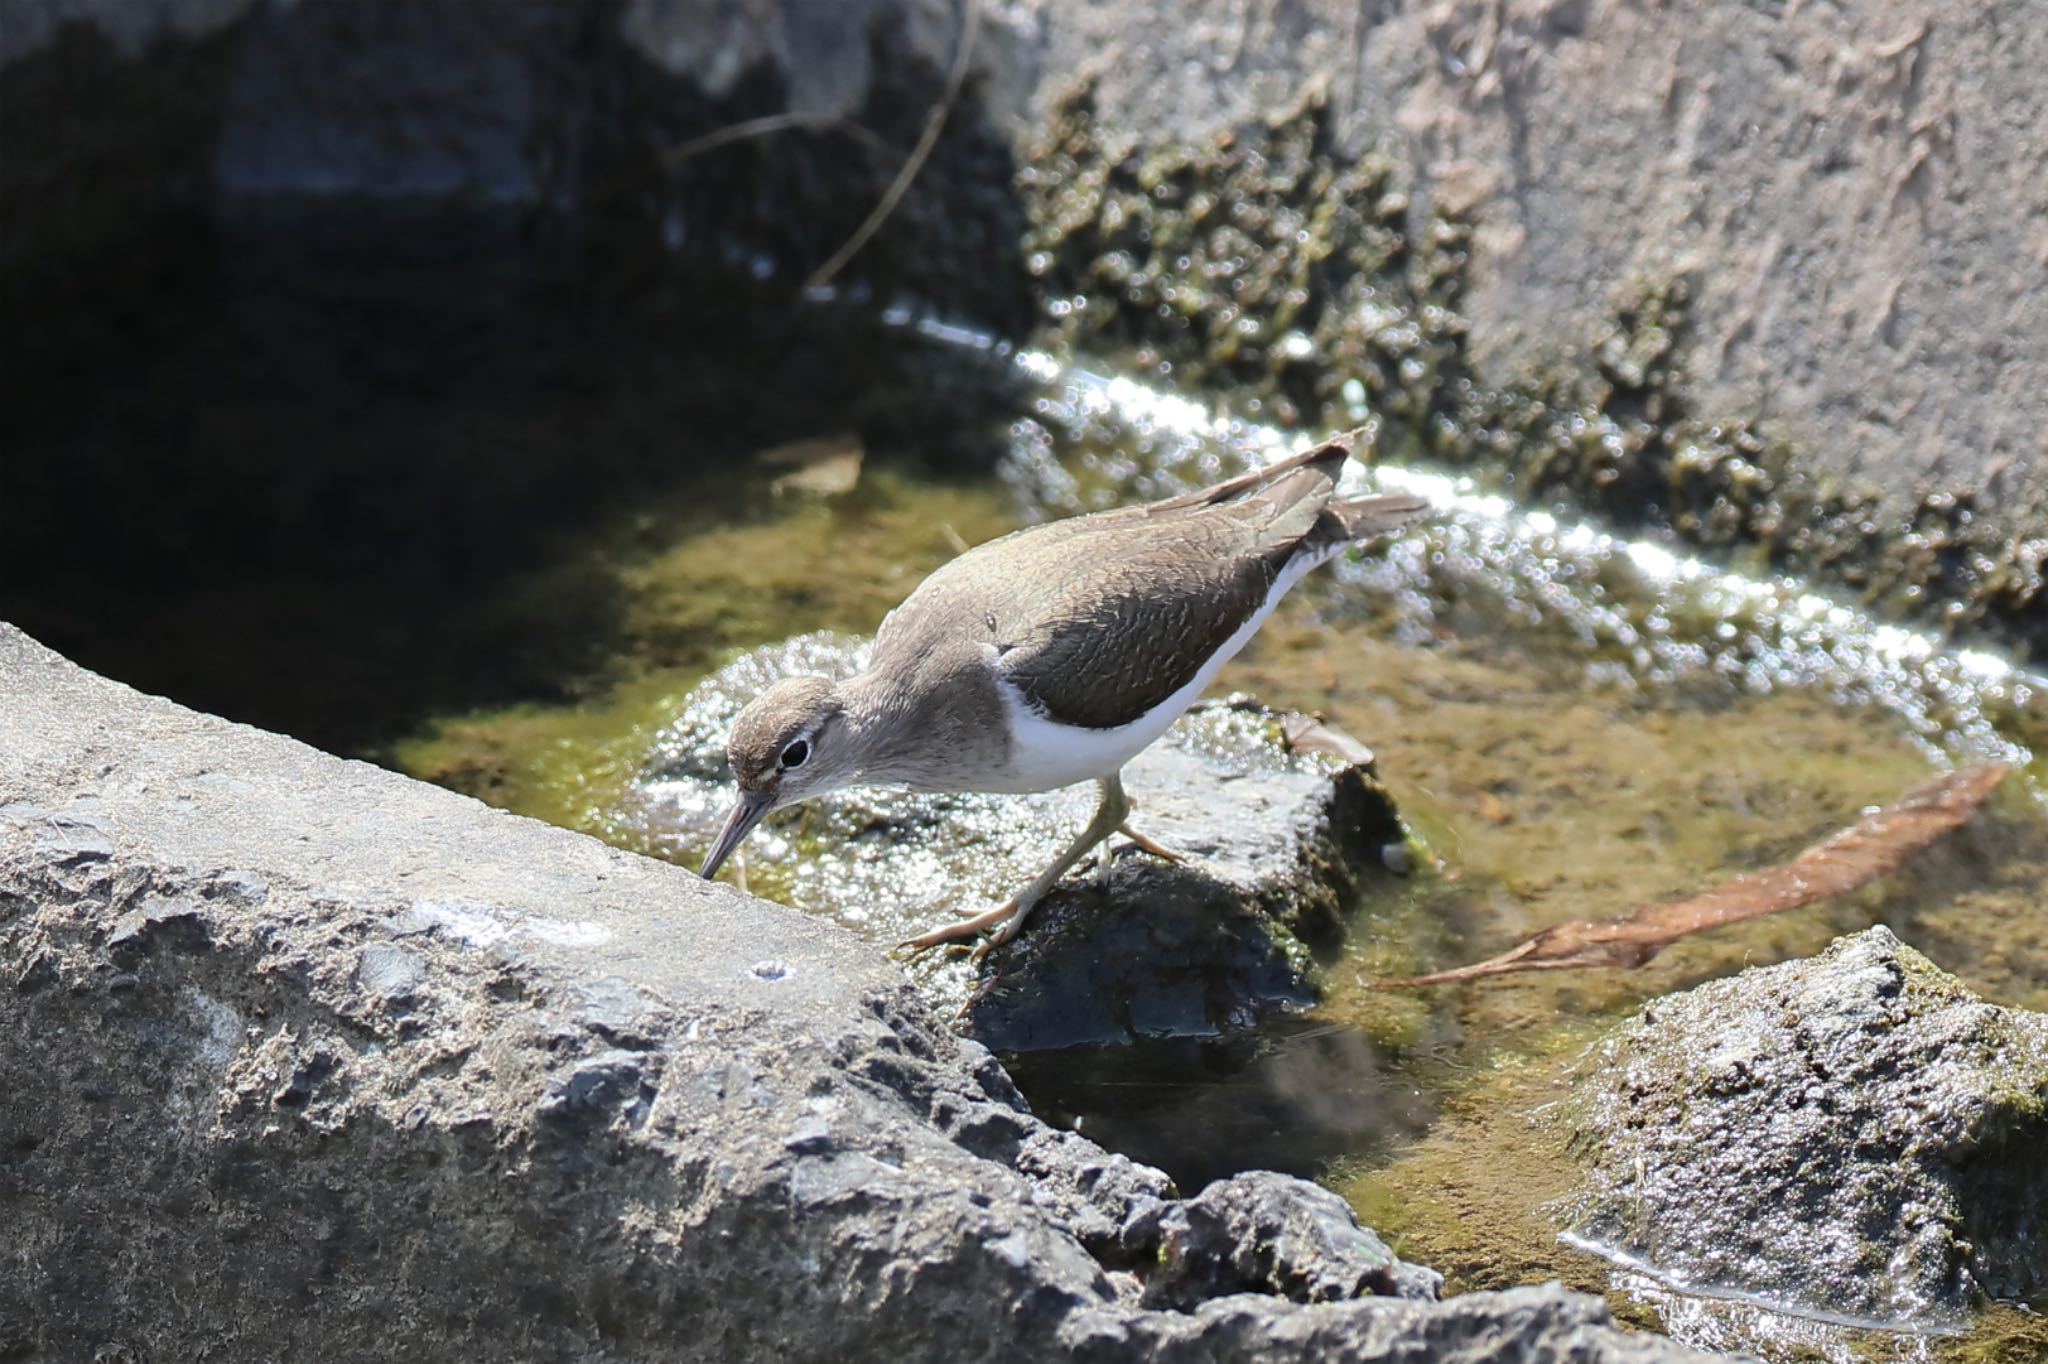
top-left (1376, 762), bottom-right (2009, 988)
top-left (756, 434), bottom-right (865, 497)
top-left (1474, 792), bottom-right (1513, 826)
top-left (1279, 710), bottom-right (1377, 768)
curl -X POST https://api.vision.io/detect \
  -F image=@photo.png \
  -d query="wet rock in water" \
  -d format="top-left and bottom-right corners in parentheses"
top-left (0, 623), bottom-right (1722, 1363)
top-left (1009, 1140), bottom-right (1445, 1306)
top-left (1134, 1170), bottom-right (1443, 1309)
top-left (627, 632), bottom-right (1408, 1051)
top-left (1562, 926), bottom-right (2048, 1328)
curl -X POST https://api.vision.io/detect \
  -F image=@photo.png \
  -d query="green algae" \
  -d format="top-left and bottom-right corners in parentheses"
top-left (388, 469), bottom-right (1018, 831)
top-left (1222, 609), bottom-right (2040, 1021)
top-left (607, 474), bottom-right (1018, 676)
top-left (1329, 1023), bottom-right (1609, 1296)
top-left (1210, 513), bottom-right (2047, 1363)
top-left (392, 670), bottom-right (683, 843)
top-left (1939, 1307), bottom-right (2048, 1364)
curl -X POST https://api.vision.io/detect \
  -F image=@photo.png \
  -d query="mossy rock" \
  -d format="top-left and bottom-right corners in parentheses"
top-left (626, 632), bottom-right (1411, 1049)
top-left (1560, 926), bottom-right (2048, 1329)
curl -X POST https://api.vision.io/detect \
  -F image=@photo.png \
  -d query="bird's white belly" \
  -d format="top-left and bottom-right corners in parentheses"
top-left (985, 546), bottom-right (1331, 793)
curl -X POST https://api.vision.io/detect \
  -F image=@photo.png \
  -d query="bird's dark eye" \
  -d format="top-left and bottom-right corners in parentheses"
top-left (781, 739), bottom-right (810, 769)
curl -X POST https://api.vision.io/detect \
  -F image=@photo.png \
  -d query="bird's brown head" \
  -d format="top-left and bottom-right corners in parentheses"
top-left (700, 675), bottom-right (853, 879)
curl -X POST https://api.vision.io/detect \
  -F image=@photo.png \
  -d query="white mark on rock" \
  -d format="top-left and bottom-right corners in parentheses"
top-left (523, 917), bottom-right (612, 948)
top-left (410, 899), bottom-right (611, 950)
top-left (168, 985), bottom-right (243, 1130)
top-left (412, 899), bottom-right (516, 946)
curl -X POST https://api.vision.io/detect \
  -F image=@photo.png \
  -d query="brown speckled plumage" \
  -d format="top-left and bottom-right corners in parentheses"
top-left (867, 432), bottom-right (1422, 731)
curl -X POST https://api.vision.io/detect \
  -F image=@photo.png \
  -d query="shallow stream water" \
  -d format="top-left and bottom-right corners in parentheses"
top-left (387, 337), bottom-right (2047, 1364)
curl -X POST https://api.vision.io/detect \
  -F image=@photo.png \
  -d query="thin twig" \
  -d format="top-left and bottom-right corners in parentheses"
top-left (658, 113), bottom-right (900, 168)
top-left (1374, 762), bottom-right (2009, 988)
top-left (588, 114), bottom-right (900, 209)
top-left (805, 0), bottom-right (982, 291)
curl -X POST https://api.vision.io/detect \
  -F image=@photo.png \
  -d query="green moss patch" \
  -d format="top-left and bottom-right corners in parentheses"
top-left (1021, 88), bottom-right (2047, 660)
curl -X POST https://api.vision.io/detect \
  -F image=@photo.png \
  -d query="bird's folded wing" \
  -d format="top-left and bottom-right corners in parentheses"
top-left (993, 538), bottom-right (1277, 730)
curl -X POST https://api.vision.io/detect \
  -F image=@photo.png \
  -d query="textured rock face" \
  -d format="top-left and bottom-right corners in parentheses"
top-left (1138, 1171), bottom-right (1443, 1309)
top-left (1563, 926), bottom-right (2048, 1329)
top-left (1024, 0), bottom-right (2048, 558)
top-left (0, 624), bottom-right (1718, 1363)
top-left (629, 633), bottom-right (1407, 1049)
top-left (1014, 18), bottom-right (2044, 656)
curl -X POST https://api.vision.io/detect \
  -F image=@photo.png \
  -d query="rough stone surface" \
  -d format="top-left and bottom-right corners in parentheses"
top-left (1017, 61), bottom-right (2043, 657)
top-left (1022, 0), bottom-right (2048, 556)
top-left (1562, 926), bottom-right (2048, 1329)
top-left (629, 632), bottom-right (1408, 1050)
top-left (1137, 1171), bottom-right (1444, 1309)
top-left (0, 623), bottom-right (1719, 1363)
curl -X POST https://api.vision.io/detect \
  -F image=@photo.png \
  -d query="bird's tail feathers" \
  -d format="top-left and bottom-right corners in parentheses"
top-left (1147, 429), bottom-right (1362, 513)
top-left (1325, 492), bottom-right (1430, 540)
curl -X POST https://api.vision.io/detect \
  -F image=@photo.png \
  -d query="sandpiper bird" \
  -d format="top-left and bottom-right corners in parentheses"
top-left (699, 430), bottom-right (1426, 954)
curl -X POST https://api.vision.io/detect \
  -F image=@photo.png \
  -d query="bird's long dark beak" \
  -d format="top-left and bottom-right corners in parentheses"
top-left (700, 790), bottom-right (774, 880)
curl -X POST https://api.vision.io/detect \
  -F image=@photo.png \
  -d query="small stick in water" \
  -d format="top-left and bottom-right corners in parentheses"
top-left (1376, 762), bottom-right (2010, 988)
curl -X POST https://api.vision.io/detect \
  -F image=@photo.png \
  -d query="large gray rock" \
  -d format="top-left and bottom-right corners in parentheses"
top-left (1562, 926), bottom-right (2048, 1330)
top-left (0, 622), bottom-right (1718, 1362)
top-left (1015, 37), bottom-right (2043, 656)
top-left (627, 633), bottom-right (1407, 1050)
top-left (1022, 0), bottom-right (2048, 574)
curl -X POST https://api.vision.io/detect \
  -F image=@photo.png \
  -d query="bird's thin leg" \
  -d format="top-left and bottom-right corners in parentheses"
top-left (1107, 781), bottom-right (1183, 864)
top-left (900, 774), bottom-right (1130, 956)
top-left (1115, 822), bottom-right (1183, 862)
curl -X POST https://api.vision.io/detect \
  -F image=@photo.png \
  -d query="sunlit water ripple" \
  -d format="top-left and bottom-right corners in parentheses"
top-left (1002, 349), bottom-right (2044, 810)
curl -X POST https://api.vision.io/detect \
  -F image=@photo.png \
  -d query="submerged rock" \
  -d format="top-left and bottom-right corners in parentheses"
top-left (627, 632), bottom-right (1408, 1050)
top-left (1135, 1170), bottom-right (1443, 1309)
top-left (0, 623), bottom-right (1721, 1362)
top-left (1562, 926), bottom-right (2048, 1328)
